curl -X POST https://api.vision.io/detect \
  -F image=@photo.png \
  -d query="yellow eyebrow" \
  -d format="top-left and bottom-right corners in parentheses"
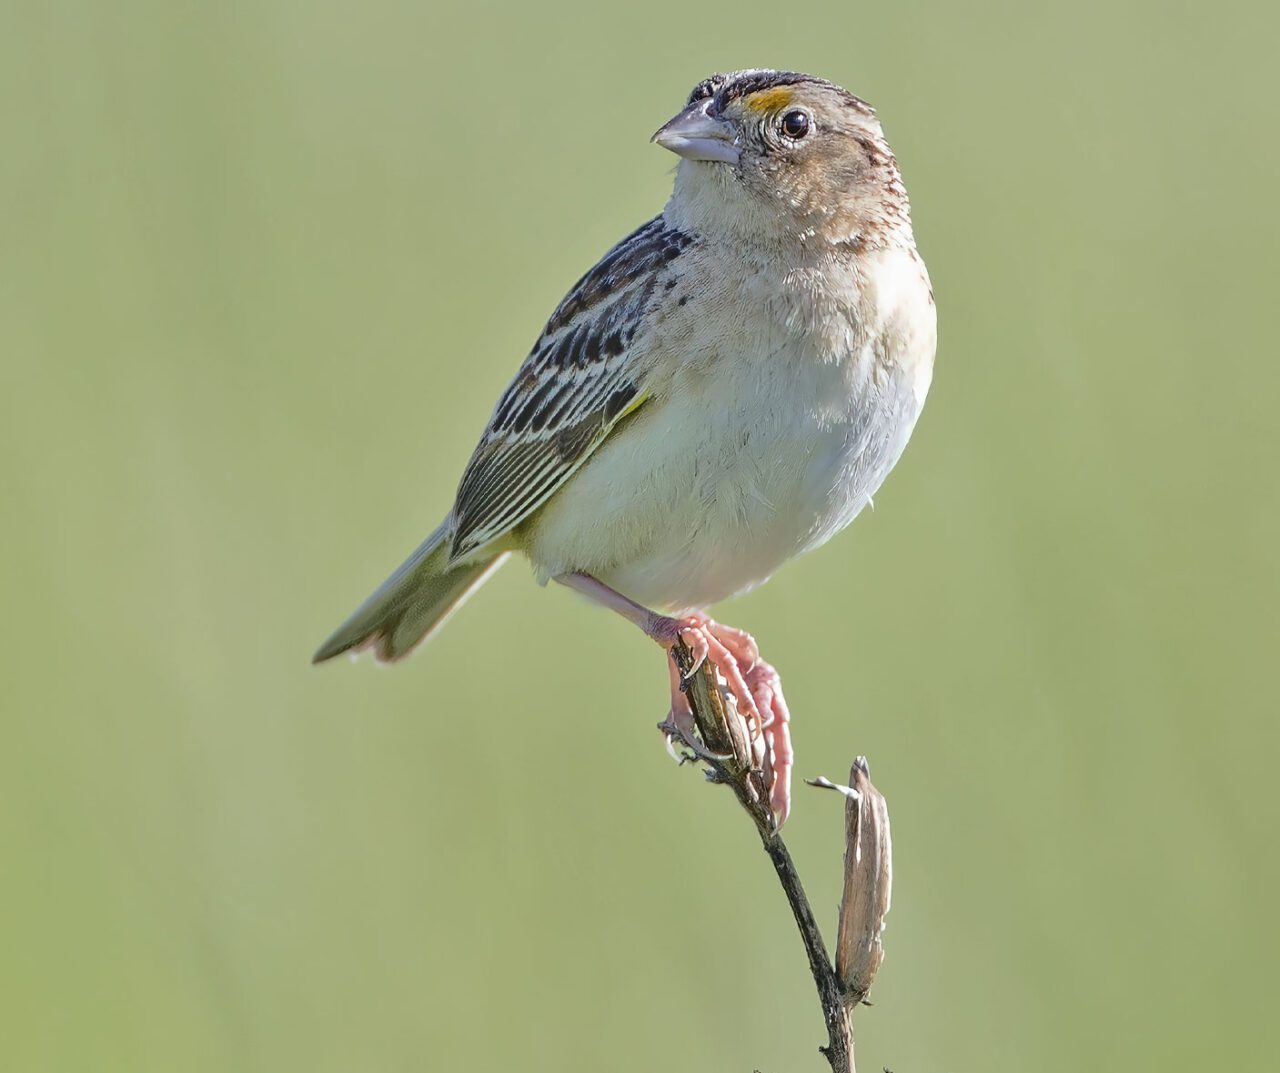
top-left (742, 86), bottom-right (794, 114)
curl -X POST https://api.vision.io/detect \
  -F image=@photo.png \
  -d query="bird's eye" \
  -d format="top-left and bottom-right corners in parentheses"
top-left (780, 110), bottom-right (810, 139)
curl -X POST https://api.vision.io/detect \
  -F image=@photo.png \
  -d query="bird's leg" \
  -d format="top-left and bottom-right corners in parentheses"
top-left (554, 571), bottom-right (761, 721)
top-left (554, 571), bottom-right (793, 823)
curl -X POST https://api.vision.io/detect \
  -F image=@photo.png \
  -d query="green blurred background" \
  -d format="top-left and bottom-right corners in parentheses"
top-left (3, 1), bottom-right (1277, 1070)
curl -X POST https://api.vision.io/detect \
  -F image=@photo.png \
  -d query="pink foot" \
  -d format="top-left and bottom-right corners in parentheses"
top-left (745, 659), bottom-right (793, 825)
top-left (649, 613), bottom-right (792, 826)
top-left (549, 575), bottom-right (793, 824)
top-left (647, 613), bottom-right (761, 725)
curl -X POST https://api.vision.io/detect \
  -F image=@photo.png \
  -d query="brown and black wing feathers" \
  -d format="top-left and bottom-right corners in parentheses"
top-left (448, 217), bottom-right (692, 560)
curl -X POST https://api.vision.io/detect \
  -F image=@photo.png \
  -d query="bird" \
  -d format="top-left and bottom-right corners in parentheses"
top-left (313, 69), bottom-right (937, 824)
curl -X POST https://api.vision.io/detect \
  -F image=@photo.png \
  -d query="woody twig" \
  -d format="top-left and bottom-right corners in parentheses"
top-left (663, 640), bottom-right (894, 1073)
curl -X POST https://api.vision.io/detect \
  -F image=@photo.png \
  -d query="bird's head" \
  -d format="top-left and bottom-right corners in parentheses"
top-left (653, 70), bottom-right (910, 249)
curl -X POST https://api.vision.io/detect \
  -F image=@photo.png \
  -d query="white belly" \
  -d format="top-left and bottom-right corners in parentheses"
top-left (525, 247), bottom-right (935, 612)
top-left (528, 354), bottom-right (928, 611)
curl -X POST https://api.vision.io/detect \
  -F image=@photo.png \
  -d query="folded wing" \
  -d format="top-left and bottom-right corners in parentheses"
top-left (449, 216), bottom-right (692, 559)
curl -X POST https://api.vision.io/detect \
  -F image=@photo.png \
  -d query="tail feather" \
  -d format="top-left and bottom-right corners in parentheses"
top-left (312, 524), bottom-right (508, 664)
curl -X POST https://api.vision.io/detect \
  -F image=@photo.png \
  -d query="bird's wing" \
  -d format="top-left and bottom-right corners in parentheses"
top-left (448, 216), bottom-right (693, 560)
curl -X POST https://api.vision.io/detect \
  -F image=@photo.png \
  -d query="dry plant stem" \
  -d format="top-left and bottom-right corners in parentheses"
top-left (751, 808), bottom-right (855, 1073)
top-left (670, 640), bottom-right (855, 1073)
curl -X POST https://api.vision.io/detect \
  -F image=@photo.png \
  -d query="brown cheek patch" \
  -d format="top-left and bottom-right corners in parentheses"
top-left (743, 86), bottom-right (794, 114)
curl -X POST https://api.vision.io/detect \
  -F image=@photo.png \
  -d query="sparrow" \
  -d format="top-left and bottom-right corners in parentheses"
top-left (314, 70), bottom-right (937, 824)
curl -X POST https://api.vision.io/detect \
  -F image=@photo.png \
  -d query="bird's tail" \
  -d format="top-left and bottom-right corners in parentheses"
top-left (312, 523), bottom-right (508, 664)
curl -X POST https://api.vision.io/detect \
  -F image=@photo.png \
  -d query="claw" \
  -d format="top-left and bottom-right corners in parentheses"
top-left (678, 626), bottom-right (710, 678)
top-left (657, 714), bottom-right (733, 765)
top-left (660, 725), bottom-right (686, 763)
